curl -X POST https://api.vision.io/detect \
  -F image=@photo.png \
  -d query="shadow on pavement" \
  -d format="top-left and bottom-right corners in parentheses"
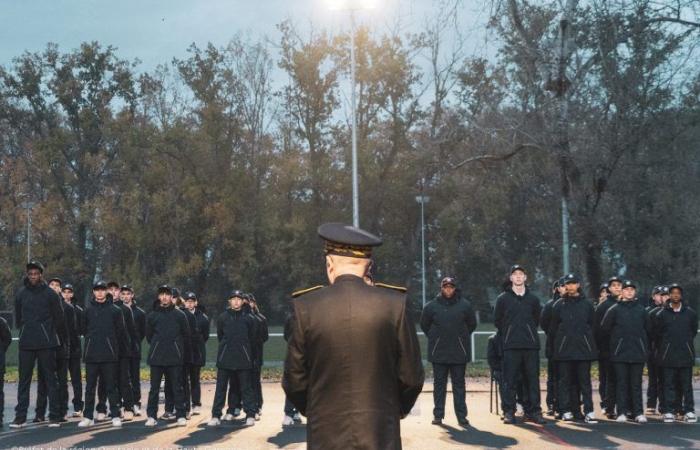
top-left (174, 422), bottom-right (251, 447)
top-left (440, 424), bottom-right (518, 448)
top-left (74, 422), bottom-right (172, 448)
top-left (267, 425), bottom-right (307, 448)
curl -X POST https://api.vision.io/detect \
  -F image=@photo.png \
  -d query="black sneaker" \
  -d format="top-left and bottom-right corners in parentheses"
top-left (458, 417), bottom-right (470, 427)
top-left (503, 412), bottom-right (516, 424)
top-left (431, 418), bottom-right (442, 425)
top-left (9, 418), bottom-right (25, 429)
top-left (573, 411), bottom-right (584, 421)
top-left (32, 417), bottom-right (46, 423)
top-left (160, 412), bottom-right (176, 421)
top-left (525, 414), bottom-right (547, 425)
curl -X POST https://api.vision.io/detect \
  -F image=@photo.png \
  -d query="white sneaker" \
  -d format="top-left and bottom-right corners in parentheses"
top-left (222, 413), bottom-right (235, 421)
top-left (133, 405), bottom-right (142, 416)
top-left (685, 412), bottom-right (697, 423)
top-left (186, 411), bottom-right (192, 420)
top-left (663, 413), bottom-right (675, 423)
top-left (47, 421), bottom-right (61, 428)
top-left (192, 406), bottom-right (201, 415)
top-left (145, 417), bottom-right (157, 427)
top-left (585, 412), bottom-right (598, 424)
top-left (245, 417), bottom-right (255, 426)
top-left (645, 407), bottom-right (656, 415)
top-left (255, 412), bottom-right (261, 421)
top-left (177, 418), bottom-right (187, 426)
top-left (207, 417), bottom-right (221, 427)
top-left (293, 412), bottom-right (302, 423)
top-left (233, 408), bottom-right (241, 417)
top-left (72, 410), bottom-right (83, 418)
top-left (562, 412), bottom-right (574, 421)
top-left (616, 414), bottom-right (628, 423)
top-left (96, 412), bottom-right (107, 422)
top-left (123, 411), bottom-right (134, 421)
top-left (635, 415), bottom-right (647, 423)
top-left (282, 415), bottom-right (294, 426)
top-left (112, 417), bottom-right (122, 427)
top-left (78, 418), bottom-right (94, 427)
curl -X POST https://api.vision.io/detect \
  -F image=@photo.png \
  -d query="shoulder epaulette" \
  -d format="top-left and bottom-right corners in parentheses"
top-left (292, 285), bottom-right (324, 298)
top-left (375, 282), bottom-right (407, 293)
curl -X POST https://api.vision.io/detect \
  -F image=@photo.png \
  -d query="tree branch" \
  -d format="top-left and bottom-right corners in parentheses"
top-left (449, 143), bottom-right (540, 170)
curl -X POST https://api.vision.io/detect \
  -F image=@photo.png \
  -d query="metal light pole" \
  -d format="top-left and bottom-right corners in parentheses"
top-left (349, 10), bottom-right (359, 228)
top-left (415, 194), bottom-right (430, 308)
top-left (21, 201), bottom-right (34, 262)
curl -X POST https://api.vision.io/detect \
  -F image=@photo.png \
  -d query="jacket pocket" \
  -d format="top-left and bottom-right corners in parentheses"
top-left (218, 344), bottom-right (227, 363)
top-left (558, 336), bottom-right (568, 353)
top-left (504, 326), bottom-right (512, 344)
top-left (150, 342), bottom-right (160, 360)
top-left (458, 337), bottom-right (467, 356)
top-left (662, 343), bottom-right (670, 361)
top-left (174, 342), bottom-right (182, 359)
top-left (526, 325), bottom-right (536, 343)
top-left (431, 337), bottom-right (441, 356)
top-left (40, 324), bottom-right (50, 343)
top-left (106, 338), bottom-right (116, 358)
top-left (242, 345), bottom-right (251, 362)
top-left (583, 335), bottom-right (592, 353)
top-left (614, 338), bottom-right (624, 356)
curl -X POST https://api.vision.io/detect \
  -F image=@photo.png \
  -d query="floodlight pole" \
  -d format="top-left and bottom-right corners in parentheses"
top-left (350, 10), bottom-right (359, 228)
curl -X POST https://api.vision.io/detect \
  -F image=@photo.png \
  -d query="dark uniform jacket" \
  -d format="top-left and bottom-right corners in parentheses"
top-left (487, 333), bottom-right (503, 381)
top-left (420, 294), bottom-right (477, 364)
top-left (193, 308), bottom-right (210, 367)
top-left (540, 296), bottom-right (559, 359)
top-left (494, 287), bottom-right (541, 350)
top-left (653, 305), bottom-right (698, 367)
top-left (146, 304), bottom-right (191, 367)
top-left (549, 294), bottom-right (598, 361)
top-left (0, 317), bottom-right (12, 369)
top-left (179, 306), bottom-right (199, 365)
top-left (216, 309), bottom-right (255, 371)
top-left (14, 278), bottom-right (66, 351)
top-left (131, 305), bottom-right (146, 357)
top-left (83, 298), bottom-right (127, 363)
top-left (594, 295), bottom-right (617, 359)
top-left (114, 299), bottom-right (138, 359)
top-left (57, 301), bottom-right (76, 360)
top-left (251, 310), bottom-right (269, 367)
top-left (69, 303), bottom-right (85, 359)
top-left (283, 275), bottom-right (424, 450)
top-left (600, 299), bottom-right (650, 363)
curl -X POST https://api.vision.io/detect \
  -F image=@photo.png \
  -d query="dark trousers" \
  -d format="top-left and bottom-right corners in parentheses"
top-left (546, 358), bottom-right (558, 411)
top-left (181, 364), bottom-right (192, 413)
top-left (432, 363), bottom-right (467, 420)
top-left (68, 356), bottom-right (83, 411)
top-left (227, 375), bottom-right (242, 414)
top-left (188, 365), bottom-right (202, 407)
top-left (212, 368), bottom-right (255, 418)
top-left (662, 367), bottom-right (694, 414)
top-left (252, 365), bottom-right (263, 411)
top-left (502, 349), bottom-right (541, 415)
top-left (613, 362), bottom-right (643, 418)
top-left (96, 376), bottom-right (107, 413)
top-left (84, 362), bottom-right (120, 420)
top-left (0, 369), bottom-right (4, 421)
top-left (118, 358), bottom-right (134, 410)
top-left (165, 376), bottom-right (173, 413)
top-left (37, 356), bottom-right (69, 418)
top-left (646, 359), bottom-right (664, 410)
top-left (128, 358), bottom-right (141, 407)
top-left (16, 349), bottom-right (61, 422)
top-left (600, 359), bottom-right (617, 414)
top-left (283, 396), bottom-right (297, 417)
top-left (147, 365), bottom-right (185, 419)
top-left (558, 360), bottom-right (593, 414)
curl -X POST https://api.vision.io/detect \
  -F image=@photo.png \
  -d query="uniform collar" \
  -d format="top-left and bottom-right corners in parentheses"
top-left (333, 274), bottom-right (364, 284)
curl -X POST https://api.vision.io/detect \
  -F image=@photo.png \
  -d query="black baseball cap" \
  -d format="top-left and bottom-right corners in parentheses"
top-left (667, 283), bottom-right (683, 293)
top-left (62, 283), bottom-right (74, 292)
top-left (563, 274), bottom-right (580, 285)
top-left (441, 277), bottom-right (456, 287)
top-left (608, 276), bottom-right (623, 284)
top-left (184, 291), bottom-right (197, 300)
top-left (26, 260), bottom-right (45, 273)
top-left (510, 265), bottom-right (526, 274)
top-left (106, 281), bottom-right (120, 289)
top-left (622, 280), bottom-right (637, 289)
top-left (157, 284), bottom-right (172, 294)
top-left (229, 290), bottom-right (244, 299)
top-left (48, 277), bottom-right (62, 285)
top-left (120, 284), bottom-right (133, 292)
top-left (93, 280), bottom-right (108, 290)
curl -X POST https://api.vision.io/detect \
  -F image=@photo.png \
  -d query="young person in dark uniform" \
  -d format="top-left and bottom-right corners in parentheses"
top-left (95, 280), bottom-right (122, 421)
top-left (645, 285), bottom-right (666, 414)
top-left (540, 278), bottom-right (564, 417)
top-left (120, 285), bottom-right (146, 416)
top-left (61, 284), bottom-right (85, 417)
top-left (601, 280), bottom-right (651, 423)
top-left (493, 265), bottom-right (546, 425)
top-left (177, 290), bottom-right (199, 420)
top-left (0, 315), bottom-right (11, 425)
top-left (549, 274), bottom-right (598, 423)
top-left (144, 285), bottom-right (191, 427)
top-left (653, 283), bottom-right (697, 423)
top-left (594, 276), bottom-right (622, 418)
top-left (112, 284), bottom-right (137, 421)
top-left (420, 276), bottom-right (477, 426)
top-left (248, 294), bottom-right (268, 420)
top-left (207, 290), bottom-right (257, 427)
top-left (283, 223), bottom-right (424, 449)
top-left (184, 292), bottom-right (209, 415)
top-left (77, 281), bottom-right (127, 428)
top-left (11, 261), bottom-right (66, 429)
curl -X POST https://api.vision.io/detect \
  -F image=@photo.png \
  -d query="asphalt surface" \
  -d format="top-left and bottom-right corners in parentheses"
top-left (0, 380), bottom-right (698, 449)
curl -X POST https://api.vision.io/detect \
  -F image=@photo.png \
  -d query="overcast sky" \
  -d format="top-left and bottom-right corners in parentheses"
top-left (0, 0), bottom-right (494, 71)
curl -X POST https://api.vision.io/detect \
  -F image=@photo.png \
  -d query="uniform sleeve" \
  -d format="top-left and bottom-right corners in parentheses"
top-left (465, 302), bottom-right (477, 334)
top-left (419, 302), bottom-right (433, 334)
top-left (0, 318), bottom-right (11, 351)
top-left (114, 307), bottom-right (128, 347)
top-left (136, 310), bottom-right (146, 341)
top-left (396, 298), bottom-right (425, 418)
top-left (531, 296), bottom-right (542, 327)
top-left (282, 303), bottom-right (309, 415)
top-left (690, 309), bottom-right (698, 338)
top-left (540, 302), bottom-right (552, 333)
top-left (181, 312), bottom-right (193, 360)
top-left (201, 314), bottom-right (211, 342)
top-left (50, 291), bottom-right (67, 345)
top-left (494, 296), bottom-right (504, 332)
top-left (14, 292), bottom-right (23, 329)
top-left (548, 302), bottom-right (561, 337)
top-left (600, 305), bottom-right (616, 334)
top-left (260, 314), bottom-right (269, 343)
top-left (216, 314), bottom-right (224, 341)
top-left (145, 313), bottom-right (155, 343)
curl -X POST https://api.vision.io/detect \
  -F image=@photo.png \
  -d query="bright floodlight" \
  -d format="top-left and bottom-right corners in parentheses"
top-left (327, 0), bottom-right (377, 10)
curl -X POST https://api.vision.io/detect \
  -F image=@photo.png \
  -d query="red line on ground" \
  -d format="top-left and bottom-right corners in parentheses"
top-left (531, 424), bottom-right (575, 448)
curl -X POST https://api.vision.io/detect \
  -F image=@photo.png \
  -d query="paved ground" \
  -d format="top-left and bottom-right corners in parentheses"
top-left (0, 381), bottom-right (698, 449)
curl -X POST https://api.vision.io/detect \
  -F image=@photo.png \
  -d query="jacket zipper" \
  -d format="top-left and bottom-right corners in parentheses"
top-left (174, 342), bottom-right (182, 359)
top-left (559, 336), bottom-right (567, 353)
top-left (432, 337), bottom-right (441, 356)
top-left (242, 345), bottom-right (251, 362)
top-left (583, 335), bottom-right (592, 352)
top-left (614, 338), bottom-right (624, 356)
top-left (526, 325), bottom-right (536, 343)
top-left (106, 338), bottom-right (116, 357)
top-left (151, 342), bottom-right (160, 359)
top-left (504, 326), bottom-right (512, 344)
top-left (218, 344), bottom-right (227, 362)
top-left (458, 337), bottom-right (467, 356)
top-left (662, 343), bottom-right (670, 361)
top-left (40, 324), bottom-right (50, 342)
